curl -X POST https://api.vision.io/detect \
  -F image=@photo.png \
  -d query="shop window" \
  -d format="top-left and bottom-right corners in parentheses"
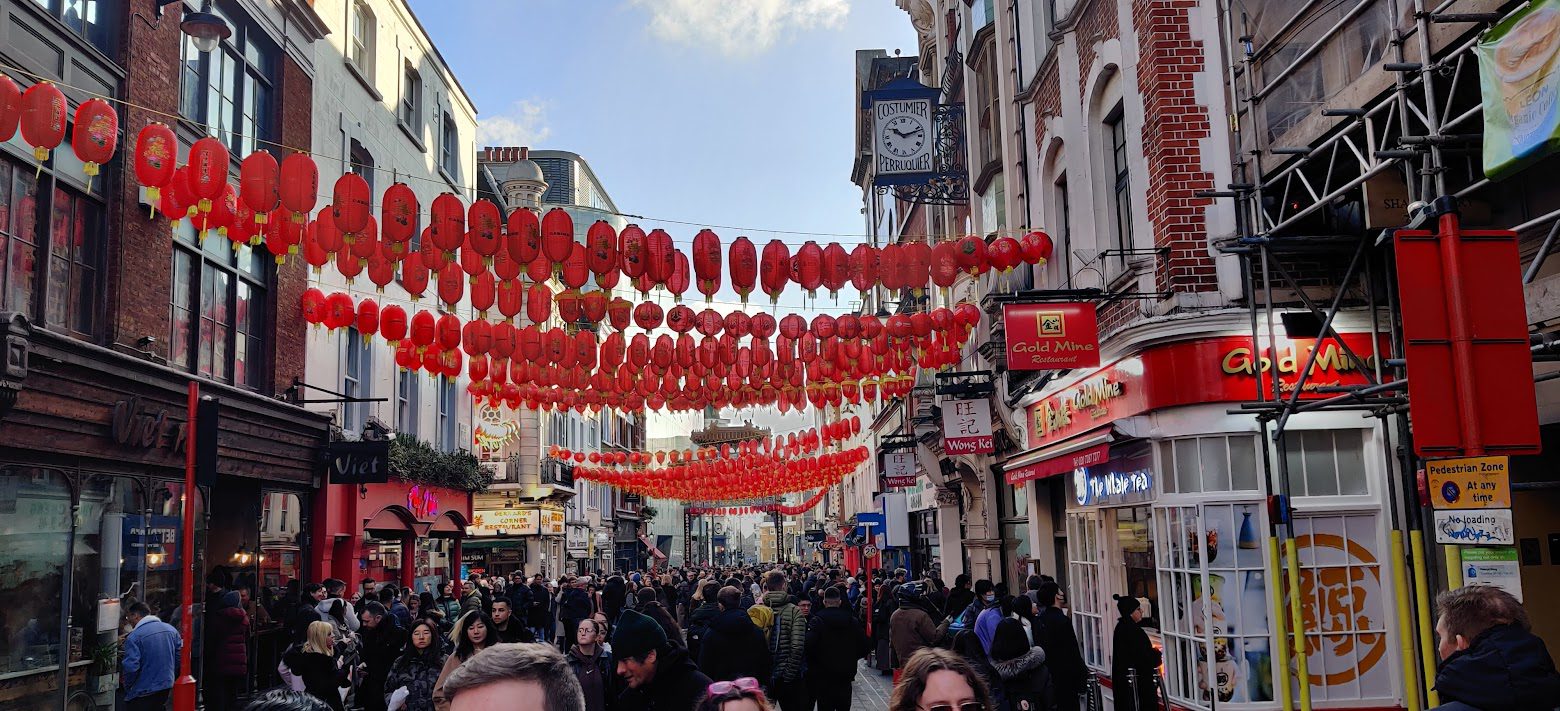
top-left (170, 220), bottom-right (267, 387)
top-left (1154, 502), bottom-right (1272, 707)
top-left (1161, 435), bottom-right (1261, 494)
top-left (31, 0), bottom-right (118, 56)
top-left (260, 492), bottom-right (305, 589)
top-left (1291, 513), bottom-right (1391, 702)
top-left (144, 482), bottom-right (206, 617)
top-left (76, 474), bottom-right (143, 701)
top-left (1066, 511), bottom-right (1107, 670)
top-left (440, 112), bottom-right (460, 180)
top-left (1282, 429), bottom-right (1368, 497)
top-left (179, 2), bottom-right (278, 157)
top-left (0, 465), bottom-right (72, 705)
top-left (0, 147), bottom-right (105, 340)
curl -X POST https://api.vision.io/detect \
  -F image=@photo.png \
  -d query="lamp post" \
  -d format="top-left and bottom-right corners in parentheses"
top-left (173, 383), bottom-right (199, 711)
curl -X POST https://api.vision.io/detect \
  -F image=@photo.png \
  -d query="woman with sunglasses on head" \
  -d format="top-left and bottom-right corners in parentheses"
top-left (694, 677), bottom-right (771, 711)
top-left (888, 648), bottom-right (996, 711)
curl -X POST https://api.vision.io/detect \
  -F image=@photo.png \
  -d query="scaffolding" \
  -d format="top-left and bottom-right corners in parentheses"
top-left (1212, 0), bottom-right (1547, 708)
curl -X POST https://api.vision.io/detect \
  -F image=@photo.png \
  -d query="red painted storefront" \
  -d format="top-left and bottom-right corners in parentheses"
top-left (311, 480), bottom-right (472, 592)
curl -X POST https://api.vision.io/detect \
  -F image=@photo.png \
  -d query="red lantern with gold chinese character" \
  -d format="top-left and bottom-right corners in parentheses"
top-left (0, 75), bottom-right (19, 142)
top-left (186, 137), bottom-right (228, 213)
top-left (19, 81), bottom-right (66, 164)
top-left (644, 229), bottom-right (675, 287)
top-left (1019, 230), bottom-right (1054, 265)
top-left (469, 199), bottom-right (502, 262)
top-left (692, 229), bottom-right (721, 301)
top-left (331, 172), bottom-right (371, 237)
top-left (586, 220), bottom-right (617, 283)
top-left (541, 207), bottom-right (573, 266)
top-left (508, 208), bottom-right (540, 264)
top-left (527, 283), bottom-right (551, 325)
top-left (430, 193), bottom-right (465, 255)
top-left (69, 98), bottom-right (116, 189)
top-left (761, 240), bottom-right (790, 303)
top-left (619, 224), bottom-right (647, 279)
top-left (134, 123), bottom-right (177, 212)
top-left (381, 182), bottom-right (418, 248)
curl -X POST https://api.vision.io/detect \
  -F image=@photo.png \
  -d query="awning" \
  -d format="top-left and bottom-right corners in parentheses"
top-left (1004, 428), bottom-right (1115, 485)
top-left (638, 534), bottom-right (668, 560)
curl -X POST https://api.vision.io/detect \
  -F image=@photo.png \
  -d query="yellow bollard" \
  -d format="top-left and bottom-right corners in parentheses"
top-left (1445, 545), bottom-right (1463, 590)
top-left (1410, 530), bottom-right (1439, 707)
top-left (1285, 538), bottom-right (1312, 710)
top-left (1268, 536), bottom-right (1293, 711)
top-left (1391, 531), bottom-right (1422, 711)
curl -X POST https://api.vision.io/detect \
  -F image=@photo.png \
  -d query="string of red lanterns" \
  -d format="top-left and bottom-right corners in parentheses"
top-left (571, 446), bottom-right (868, 502)
top-left (686, 489), bottom-right (830, 517)
top-left (549, 416), bottom-right (860, 467)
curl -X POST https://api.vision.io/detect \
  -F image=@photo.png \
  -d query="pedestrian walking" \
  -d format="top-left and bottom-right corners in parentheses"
top-left (886, 648), bottom-right (995, 711)
top-left (698, 586), bottom-right (771, 684)
top-left (944, 575), bottom-right (974, 623)
top-left (988, 617), bottom-right (1054, 711)
top-left (804, 586), bottom-right (870, 711)
top-left (684, 582), bottom-right (722, 662)
top-left (888, 583), bottom-right (939, 684)
top-left (489, 596), bottom-right (536, 643)
top-left (205, 587), bottom-right (251, 711)
top-left (636, 586), bottom-right (687, 650)
top-left (323, 579), bottom-right (362, 632)
top-left (1033, 582), bottom-right (1087, 711)
top-left (459, 580), bottom-right (484, 616)
top-left (612, 609), bottom-right (711, 711)
top-left (433, 610), bottom-right (495, 708)
top-left (121, 601), bottom-right (180, 711)
top-left (435, 582), bottom-right (461, 629)
top-left (758, 570), bottom-right (809, 711)
top-left (284, 621), bottom-right (351, 711)
top-left (529, 574), bottom-right (554, 643)
top-left (384, 618), bottom-right (445, 711)
top-left (560, 577), bottom-right (596, 651)
top-left (1431, 585), bottom-right (1560, 710)
top-left (357, 601), bottom-right (407, 711)
top-left (1109, 596), bottom-right (1160, 711)
top-left (568, 618), bottom-right (615, 711)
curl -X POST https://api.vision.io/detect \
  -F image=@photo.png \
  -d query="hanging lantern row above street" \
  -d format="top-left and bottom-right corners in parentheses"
top-left (547, 416), bottom-right (860, 466)
top-left (302, 289), bottom-right (971, 413)
top-left (122, 126), bottom-right (1053, 287)
top-left (685, 489), bottom-right (831, 516)
top-left (572, 447), bottom-right (869, 501)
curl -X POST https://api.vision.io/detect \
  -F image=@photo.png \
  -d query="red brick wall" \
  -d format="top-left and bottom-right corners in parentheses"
top-left (1132, 0), bottom-right (1218, 294)
top-left (110, 0), bottom-right (184, 358)
top-left (272, 54), bottom-right (313, 391)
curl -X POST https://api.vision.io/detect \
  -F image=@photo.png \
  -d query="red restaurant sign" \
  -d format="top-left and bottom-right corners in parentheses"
top-left (1004, 302), bottom-right (1102, 370)
top-left (1027, 334), bottom-right (1385, 448)
top-left (1007, 442), bottom-right (1110, 485)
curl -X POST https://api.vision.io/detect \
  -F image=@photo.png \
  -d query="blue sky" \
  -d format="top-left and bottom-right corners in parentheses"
top-left (407, 0), bottom-right (915, 314)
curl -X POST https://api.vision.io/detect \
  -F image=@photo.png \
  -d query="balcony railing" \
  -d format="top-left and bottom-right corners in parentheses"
top-left (541, 458), bottom-right (575, 489)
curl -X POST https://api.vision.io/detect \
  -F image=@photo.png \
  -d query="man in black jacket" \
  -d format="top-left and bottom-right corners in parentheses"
top-left (944, 574), bottom-right (974, 622)
top-left (805, 586), bottom-right (871, 711)
top-left (490, 596), bottom-right (536, 644)
top-left (357, 601), bottom-right (406, 711)
top-left (527, 574), bottom-right (552, 643)
top-left (698, 586), bottom-right (772, 683)
top-left (1432, 585), bottom-right (1560, 710)
top-left (614, 609), bottom-right (712, 711)
top-left (1035, 581), bottom-right (1089, 711)
top-left (684, 582), bottom-right (722, 663)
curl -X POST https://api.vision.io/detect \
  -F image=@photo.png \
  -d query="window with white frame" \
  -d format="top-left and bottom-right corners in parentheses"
top-left (1160, 436), bottom-right (1262, 494)
top-left (1105, 104), bottom-right (1132, 269)
top-left (441, 112), bottom-right (460, 178)
top-left (342, 328), bottom-right (371, 433)
top-left (397, 368), bottom-right (419, 437)
top-left (349, 1), bottom-right (376, 83)
top-left (1282, 429), bottom-right (1369, 496)
top-left (1066, 511), bottom-right (1106, 670)
top-left (400, 63), bottom-right (423, 133)
top-left (437, 376), bottom-right (458, 452)
top-left (1291, 512), bottom-right (1392, 702)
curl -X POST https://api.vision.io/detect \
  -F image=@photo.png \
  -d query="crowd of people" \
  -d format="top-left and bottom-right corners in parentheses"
top-left (114, 562), bottom-right (1560, 711)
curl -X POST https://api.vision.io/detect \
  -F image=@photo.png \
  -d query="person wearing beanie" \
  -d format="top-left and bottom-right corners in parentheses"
top-left (989, 617), bottom-right (1055, 711)
top-left (613, 609), bottom-right (711, 711)
top-left (1111, 594), bottom-right (1161, 711)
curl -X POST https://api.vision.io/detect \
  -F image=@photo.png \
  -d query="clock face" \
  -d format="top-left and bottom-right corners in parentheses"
top-left (880, 115), bottom-right (927, 158)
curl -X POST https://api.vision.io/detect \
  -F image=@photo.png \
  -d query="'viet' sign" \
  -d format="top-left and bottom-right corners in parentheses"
top-left (942, 398), bottom-right (994, 454)
top-left (882, 452), bottom-right (917, 488)
top-left (1427, 456), bottom-right (1511, 509)
top-left (1004, 303), bottom-right (1101, 370)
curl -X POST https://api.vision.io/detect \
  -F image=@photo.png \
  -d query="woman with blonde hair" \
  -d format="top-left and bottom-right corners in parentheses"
top-left (283, 621), bottom-right (350, 711)
top-left (888, 648), bottom-right (996, 711)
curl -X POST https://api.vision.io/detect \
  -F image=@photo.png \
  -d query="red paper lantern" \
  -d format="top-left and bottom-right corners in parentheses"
top-left (239, 150), bottom-right (279, 225)
top-left (723, 311), bottom-right (751, 338)
top-left (750, 312), bottom-right (776, 339)
top-left (582, 290), bottom-right (608, 324)
top-left (541, 207), bottom-right (574, 265)
top-left (437, 263), bottom-right (464, 306)
top-left (726, 235), bottom-right (758, 304)
top-left (437, 313), bottom-right (462, 352)
top-left (989, 236), bottom-right (1022, 272)
top-left (953, 302), bottom-right (981, 327)
top-left (410, 310), bottom-right (436, 348)
top-left (19, 81), bottom-right (66, 163)
top-left (469, 199), bottom-right (503, 262)
top-left (634, 301), bottom-right (664, 330)
top-left (586, 220), bottom-right (617, 281)
top-left (492, 322), bottom-right (516, 360)
top-left (381, 304), bottom-right (408, 344)
top-left (508, 208), bottom-right (541, 264)
top-left (331, 172), bottom-right (372, 237)
top-left (692, 229), bottom-right (721, 300)
top-left (792, 241), bottom-right (824, 295)
top-left (879, 243), bottom-right (905, 291)
top-left (430, 193), bottom-right (465, 254)
top-left (497, 281), bottom-right (523, 322)
top-left (849, 244), bottom-right (879, 292)
top-left (186, 137), bottom-right (228, 211)
top-left (667, 304), bottom-right (695, 333)
top-left (555, 289), bottom-right (583, 324)
top-left (134, 123), bottom-right (178, 210)
top-left (560, 243), bottom-right (589, 289)
top-left (400, 252), bottom-right (429, 298)
top-left (761, 240), bottom-right (790, 303)
top-left (527, 283), bottom-right (552, 325)
top-left (470, 271), bottom-right (496, 317)
top-left (607, 297), bottom-right (632, 331)
top-left (1020, 230), bottom-right (1054, 265)
top-left (463, 318), bottom-right (494, 356)
top-left (666, 251), bottom-right (690, 300)
top-left (300, 288), bottom-right (326, 325)
top-left (821, 242), bottom-right (849, 296)
top-left (355, 299), bottom-right (380, 339)
top-left (956, 235), bottom-right (988, 274)
top-left (279, 153), bottom-right (318, 224)
top-left (324, 292), bottom-right (355, 330)
top-left (0, 75), bottom-right (18, 142)
top-left (644, 229), bottom-right (675, 286)
top-left (931, 241), bottom-right (960, 289)
top-left (903, 241), bottom-right (932, 291)
top-left (619, 224), bottom-right (647, 279)
top-left (381, 182), bottom-right (418, 248)
top-left (70, 98), bottom-right (116, 185)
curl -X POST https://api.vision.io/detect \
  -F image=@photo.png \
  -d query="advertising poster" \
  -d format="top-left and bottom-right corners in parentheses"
top-left (1462, 546), bottom-right (1524, 601)
top-left (1477, 0), bottom-right (1560, 178)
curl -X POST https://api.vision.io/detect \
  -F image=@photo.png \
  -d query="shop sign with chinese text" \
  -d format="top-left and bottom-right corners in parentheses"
top-left (882, 452), bottom-right (917, 488)
top-left (468, 508), bottom-right (538, 537)
top-left (1004, 303), bottom-right (1101, 370)
top-left (941, 398), bottom-right (994, 454)
top-left (1427, 456), bottom-right (1512, 509)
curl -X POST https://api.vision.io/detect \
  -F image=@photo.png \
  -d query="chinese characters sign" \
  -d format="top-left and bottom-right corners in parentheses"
top-left (882, 452), bottom-right (916, 489)
top-left (1004, 302), bottom-right (1101, 371)
top-left (941, 398), bottom-right (994, 454)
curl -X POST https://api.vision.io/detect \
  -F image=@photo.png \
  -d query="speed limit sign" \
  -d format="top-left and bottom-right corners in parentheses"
top-left (863, 545), bottom-right (879, 558)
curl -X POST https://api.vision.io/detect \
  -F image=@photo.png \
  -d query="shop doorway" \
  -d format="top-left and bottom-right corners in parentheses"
top-left (1511, 424), bottom-right (1560, 651)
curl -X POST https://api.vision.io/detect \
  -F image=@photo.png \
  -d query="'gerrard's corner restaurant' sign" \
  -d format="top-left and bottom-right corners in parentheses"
top-left (1027, 335), bottom-right (1383, 447)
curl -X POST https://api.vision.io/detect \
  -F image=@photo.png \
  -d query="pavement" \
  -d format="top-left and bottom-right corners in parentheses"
top-left (851, 659), bottom-right (895, 711)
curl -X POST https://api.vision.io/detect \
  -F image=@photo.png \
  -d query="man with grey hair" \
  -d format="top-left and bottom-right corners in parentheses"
top-left (440, 642), bottom-right (585, 711)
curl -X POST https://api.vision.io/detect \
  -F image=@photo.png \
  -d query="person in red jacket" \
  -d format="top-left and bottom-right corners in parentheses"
top-left (204, 585), bottom-right (251, 711)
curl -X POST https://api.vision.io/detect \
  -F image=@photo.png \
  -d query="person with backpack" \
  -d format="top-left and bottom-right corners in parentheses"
top-left (988, 617), bottom-right (1054, 711)
top-left (889, 582), bottom-right (941, 684)
top-left (757, 570), bottom-right (809, 710)
top-left (698, 586), bottom-right (772, 684)
top-left (685, 581), bottom-right (722, 662)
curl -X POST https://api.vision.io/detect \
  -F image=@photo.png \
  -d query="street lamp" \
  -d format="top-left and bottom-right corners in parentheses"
top-left (181, 2), bottom-right (232, 53)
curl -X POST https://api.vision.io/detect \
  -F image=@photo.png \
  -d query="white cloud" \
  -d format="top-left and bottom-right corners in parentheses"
top-left (628, 0), bottom-right (849, 57)
top-left (478, 99), bottom-right (552, 148)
